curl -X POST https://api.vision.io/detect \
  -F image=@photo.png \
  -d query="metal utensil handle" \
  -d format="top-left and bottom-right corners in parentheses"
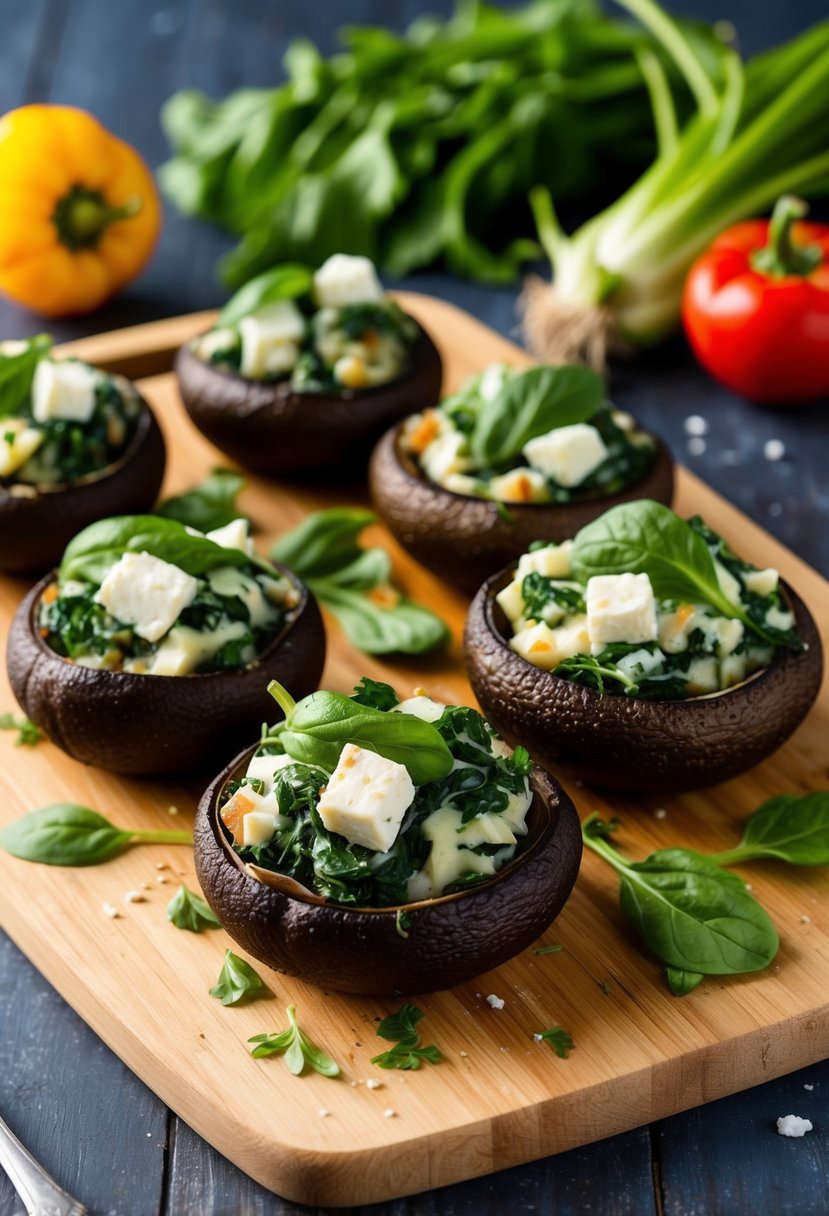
top-left (0, 1114), bottom-right (87, 1216)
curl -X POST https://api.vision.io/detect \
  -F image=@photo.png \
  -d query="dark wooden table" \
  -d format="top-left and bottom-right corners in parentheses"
top-left (1, 2), bottom-right (827, 1213)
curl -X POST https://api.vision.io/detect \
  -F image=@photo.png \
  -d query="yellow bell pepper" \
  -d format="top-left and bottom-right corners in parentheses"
top-left (0, 105), bottom-right (161, 315)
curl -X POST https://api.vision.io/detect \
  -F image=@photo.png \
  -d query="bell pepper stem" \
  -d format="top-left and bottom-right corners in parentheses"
top-left (751, 194), bottom-right (823, 277)
top-left (53, 186), bottom-right (142, 251)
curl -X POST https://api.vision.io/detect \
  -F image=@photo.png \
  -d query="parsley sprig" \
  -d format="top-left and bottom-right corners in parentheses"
top-left (371, 1004), bottom-right (443, 1071)
top-left (249, 1005), bottom-right (340, 1076)
top-left (209, 949), bottom-right (265, 1005)
top-left (536, 1027), bottom-right (574, 1058)
top-left (166, 884), bottom-right (221, 932)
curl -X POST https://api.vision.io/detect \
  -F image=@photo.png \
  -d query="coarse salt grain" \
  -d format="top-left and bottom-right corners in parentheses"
top-left (156, 874), bottom-right (168, 884)
top-left (384, 1108), bottom-right (396, 1118)
top-left (684, 415), bottom-right (708, 436)
top-left (155, 862), bottom-right (168, 870)
top-left (366, 1079), bottom-right (382, 1090)
top-left (800, 915), bottom-right (812, 924)
top-left (533, 1033), bottom-right (543, 1042)
top-left (319, 1109), bottom-right (330, 1118)
top-left (804, 1084), bottom-right (815, 1091)
top-left (764, 439), bottom-right (785, 461)
top-left (777, 1114), bottom-right (813, 1137)
top-left (486, 994), bottom-right (505, 1010)
top-left (102, 903), bottom-right (120, 919)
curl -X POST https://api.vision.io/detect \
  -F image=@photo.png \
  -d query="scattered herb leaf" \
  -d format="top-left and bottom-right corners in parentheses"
top-left (533, 945), bottom-right (563, 956)
top-left (156, 468), bottom-right (247, 533)
top-left (249, 1004), bottom-right (340, 1076)
top-left (0, 713), bottom-right (42, 747)
top-left (666, 967), bottom-right (705, 996)
top-left (0, 805), bottom-right (191, 867)
top-left (209, 949), bottom-right (265, 1005)
top-left (709, 793), bottom-right (829, 868)
top-left (536, 1027), bottom-right (574, 1058)
top-left (166, 884), bottom-right (221, 932)
top-left (371, 1003), bottom-right (443, 1071)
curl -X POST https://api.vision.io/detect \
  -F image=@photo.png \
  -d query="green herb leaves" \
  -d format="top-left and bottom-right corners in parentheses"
top-left (60, 514), bottom-right (254, 583)
top-left (535, 1027), bottom-right (574, 1058)
top-left (0, 713), bottom-right (42, 747)
top-left (710, 793), bottom-right (829, 867)
top-left (371, 1004), bottom-right (443, 1071)
top-left (0, 805), bottom-right (192, 867)
top-left (272, 508), bottom-right (448, 655)
top-left (471, 365), bottom-right (604, 467)
top-left (267, 681), bottom-right (453, 786)
top-left (156, 468), bottom-right (247, 533)
top-left (0, 335), bottom-right (52, 418)
top-left (218, 264), bottom-right (313, 326)
top-left (249, 1005), bottom-right (340, 1076)
top-left (210, 950), bottom-right (265, 1005)
top-left (166, 884), bottom-right (221, 932)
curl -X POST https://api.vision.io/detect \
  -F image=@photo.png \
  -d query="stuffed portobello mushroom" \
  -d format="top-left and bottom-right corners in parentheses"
top-left (465, 500), bottom-right (822, 793)
top-left (176, 256), bottom-right (442, 477)
top-left (7, 515), bottom-right (325, 775)
top-left (195, 678), bottom-right (582, 995)
top-left (0, 337), bottom-right (165, 574)
top-left (370, 361), bottom-right (673, 594)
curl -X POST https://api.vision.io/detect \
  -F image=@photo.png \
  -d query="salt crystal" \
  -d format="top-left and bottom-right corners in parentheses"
top-left (102, 903), bottom-right (120, 919)
top-left (486, 994), bottom-right (505, 1010)
top-left (764, 439), bottom-right (785, 461)
top-left (684, 415), bottom-right (709, 436)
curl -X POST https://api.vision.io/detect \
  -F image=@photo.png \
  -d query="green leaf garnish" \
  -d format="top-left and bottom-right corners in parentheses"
top-left (155, 468), bottom-right (247, 533)
top-left (166, 884), bottom-right (221, 932)
top-left (536, 1026), bottom-right (574, 1058)
top-left (219, 264), bottom-right (313, 327)
top-left (0, 713), bottom-right (42, 747)
top-left (249, 1004), bottom-right (340, 1076)
top-left (0, 336), bottom-right (53, 418)
top-left (0, 805), bottom-right (192, 867)
top-left (371, 1003), bottom-right (443, 1071)
top-left (709, 792), bottom-right (829, 868)
top-left (209, 949), bottom-right (265, 1005)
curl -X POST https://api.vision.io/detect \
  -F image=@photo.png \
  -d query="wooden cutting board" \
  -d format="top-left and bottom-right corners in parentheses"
top-left (1, 296), bottom-right (827, 1207)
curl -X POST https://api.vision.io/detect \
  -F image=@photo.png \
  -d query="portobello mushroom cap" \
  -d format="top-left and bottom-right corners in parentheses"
top-left (0, 396), bottom-right (166, 576)
top-left (6, 564), bottom-right (325, 777)
top-left (174, 324), bottom-right (443, 477)
top-left (465, 567), bottom-right (823, 793)
top-left (195, 751), bottom-right (582, 995)
top-left (369, 425), bottom-right (674, 595)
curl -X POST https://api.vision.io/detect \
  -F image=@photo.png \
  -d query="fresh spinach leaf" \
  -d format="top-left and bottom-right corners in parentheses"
top-left (312, 582), bottom-right (449, 655)
top-left (249, 1004), bottom-right (340, 1076)
top-left (582, 815), bottom-right (778, 980)
top-left (209, 949), bottom-right (265, 1005)
top-left (471, 365), bottom-right (604, 467)
top-left (0, 805), bottom-right (191, 866)
top-left (60, 514), bottom-right (254, 583)
top-left (0, 713), bottom-right (42, 746)
top-left (572, 501), bottom-right (800, 649)
top-left (155, 469), bottom-right (247, 533)
top-left (710, 793), bottom-right (829, 867)
top-left (535, 1027), bottom-right (574, 1058)
top-left (271, 507), bottom-right (374, 579)
top-left (0, 336), bottom-right (53, 418)
top-left (268, 681), bottom-right (453, 786)
top-left (166, 884), bottom-right (222, 932)
top-left (218, 263), bottom-right (313, 326)
top-left (371, 1003), bottom-right (443, 1070)
top-left (666, 967), bottom-right (704, 995)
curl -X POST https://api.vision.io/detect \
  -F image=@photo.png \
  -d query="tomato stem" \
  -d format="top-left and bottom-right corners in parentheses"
top-left (751, 194), bottom-right (823, 278)
top-left (53, 186), bottom-right (142, 251)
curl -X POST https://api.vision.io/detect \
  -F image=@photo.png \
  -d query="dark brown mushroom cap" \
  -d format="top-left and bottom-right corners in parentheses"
top-left (195, 751), bottom-right (582, 995)
top-left (6, 563), bottom-right (326, 777)
top-left (369, 425), bottom-right (674, 595)
top-left (465, 567), bottom-right (823, 794)
top-left (0, 397), bottom-right (166, 576)
top-left (174, 322), bottom-right (442, 478)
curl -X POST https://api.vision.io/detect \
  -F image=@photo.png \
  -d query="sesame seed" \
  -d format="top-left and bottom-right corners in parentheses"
top-left (764, 439), bottom-right (785, 461)
top-left (366, 1078), bottom-right (382, 1090)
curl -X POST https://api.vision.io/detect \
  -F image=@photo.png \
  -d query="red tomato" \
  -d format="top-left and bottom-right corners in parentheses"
top-left (682, 197), bottom-right (829, 404)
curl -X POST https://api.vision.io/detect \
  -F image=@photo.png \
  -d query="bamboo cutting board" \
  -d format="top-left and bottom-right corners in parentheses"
top-left (0, 296), bottom-right (827, 1207)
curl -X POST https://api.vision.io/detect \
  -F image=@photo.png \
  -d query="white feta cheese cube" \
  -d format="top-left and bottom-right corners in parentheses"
top-left (317, 744), bottom-right (415, 852)
top-left (657, 604), bottom-right (696, 654)
top-left (313, 254), bottom-right (384, 308)
top-left (195, 327), bottom-right (238, 360)
top-left (706, 616), bottom-right (744, 658)
top-left (32, 359), bottom-right (98, 424)
top-left (488, 468), bottom-right (549, 503)
top-left (743, 567), bottom-right (779, 597)
top-left (242, 810), bottom-right (279, 847)
top-left (419, 430), bottom-right (472, 484)
top-left (393, 695), bottom-right (445, 723)
top-left (496, 577), bottom-right (526, 624)
top-left (587, 573), bottom-right (657, 649)
top-left (205, 518), bottom-right (253, 555)
top-left (523, 423), bottom-right (608, 487)
top-left (95, 552), bottom-right (198, 643)
top-left (239, 301), bottom-right (305, 378)
top-left (719, 653), bottom-right (747, 688)
top-left (766, 604), bottom-right (795, 632)
top-left (516, 541), bottom-right (574, 579)
top-left (0, 418), bottom-right (44, 477)
top-left (686, 656), bottom-right (719, 695)
top-left (550, 615), bottom-right (590, 661)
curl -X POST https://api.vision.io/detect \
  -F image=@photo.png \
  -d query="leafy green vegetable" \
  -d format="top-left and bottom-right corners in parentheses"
top-left (0, 713), bottom-right (42, 747)
top-left (60, 515), bottom-right (255, 583)
top-left (582, 815), bottom-right (778, 979)
top-left (166, 884), bottom-right (222, 932)
top-left (218, 264), bottom-right (313, 326)
top-left (535, 1027), bottom-right (574, 1058)
top-left (272, 508), bottom-right (448, 655)
top-left (0, 805), bottom-right (192, 866)
top-left (209, 949), bottom-right (265, 1005)
top-left (371, 1003), bottom-right (443, 1071)
top-left (249, 1004), bottom-right (340, 1076)
top-left (155, 469), bottom-right (247, 533)
top-left (159, 0), bottom-right (706, 287)
top-left (351, 677), bottom-right (400, 712)
top-left (471, 365), bottom-right (604, 467)
top-left (0, 336), bottom-right (52, 418)
top-left (709, 793), bottom-right (829, 867)
top-left (267, 681), bottom-right (453, 786)
top-left (572, 501), bottom-right (801, 649)
top-left (526, 2), bottom-right (829, 364)
top-left (666, 967), bottom-right (704, 995)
